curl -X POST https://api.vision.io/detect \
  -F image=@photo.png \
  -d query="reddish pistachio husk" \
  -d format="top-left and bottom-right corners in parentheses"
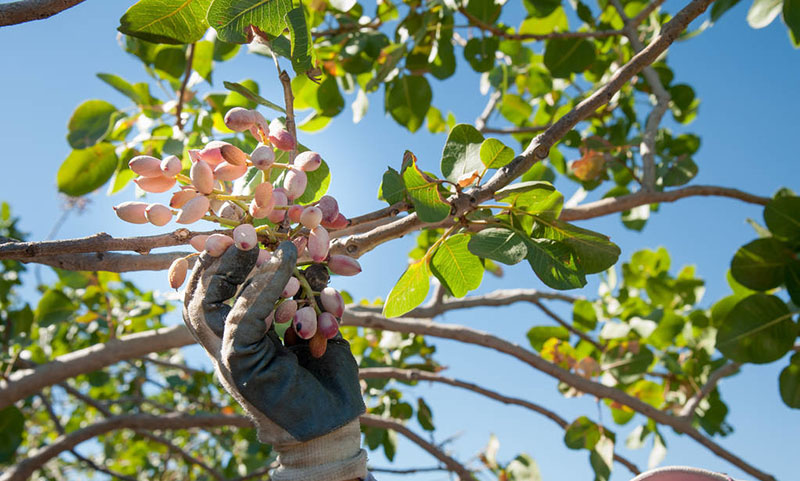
top-left (321, 213), bottom-right (349, 230)
top-left (190, 235), bottom-right (209, 252)
top-left (328, 254), bottom-right (362, 276)
top-left (188, 149), bottom-right (201, 163)
top-left (251, 144), bottom-right (275, 170)
top-left (293, 307), bottom-right (317, 339)
top-left (205, 234), bottom-right (234, 257)
top-left (213, 161), bottom-right (247, 181)
top-left (275, 299), bottom-right (297, 324)
top-left (295, 151), bottom-right (322, 172)
top-left (190, 160), bottom-right (214, 194)
top-left (284, 167), bottom-right (307, 200)
top-left (250, 112), bottom-right (269, 143)
top-left (145, 203), bottom-right (172, 227)
top-left (316, 195), bottom-right (339, 223)
top-left (292, 235), bottom-right (308, 255)
top-left (287, 205), bottom-right (304, 223)
top-left (256, 248), bottom-right (271, 267)
top-left (176, 195), bottom-right (210, 224)
top-left (134, 175), bottom-right (176, 193)
top-left (197, 140), bottom-right (230, 167)
top-left (170, 188), bottom-right (198, 208)
top-left (168, 257), bottom-right (189, 289)
top-left (220, 144), bottom-right (248, 166)
top-left (233, 224), bottom-right (258, 251)
top-left (129, 155), bottom-right (162, 177)
top-left (320, 287), bottom-right (345, 318)
top-left (267, 189), bottom-right (288, 222)
top-left (249, 199), bottom-right (273, 219)
top-left (253, 182), bottom-right (273, 208)
top-left (308, 226), bottom-right (330, 262)
top-left (267, 208), bottom-right (286, 224)
top-left (300, 206), bottom-right (323, 229)
top-left (281, 276), bottom-right (300, 298)
top-left (269, 128), bottom-right (296, 152)
top-left (317, 312), bottom-right (339, 340)
top-left (224, 107), bottom-right (256, 132)
top-left (309, 330), bottom-right (328, 358)
top-left (114, 201), bottom-right (148, 224)
top-left (160, 155), bottom-right (182, 176)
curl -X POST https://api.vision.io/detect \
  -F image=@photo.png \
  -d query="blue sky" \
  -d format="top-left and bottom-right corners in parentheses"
top-left (0, 0), bottom-right (798, 480)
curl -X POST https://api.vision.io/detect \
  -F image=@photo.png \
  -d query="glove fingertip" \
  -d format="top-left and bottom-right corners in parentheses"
top-left (216, 244), bottom-right (260, 283)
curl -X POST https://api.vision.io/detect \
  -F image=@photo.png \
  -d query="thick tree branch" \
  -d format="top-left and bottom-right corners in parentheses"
top-left (679, 362), bottom-right (741, 419)
top-left (342, 311), bottom-right (777, 481)
top-left (559, 185), bottom-right (770, 221)
top-left (0, 413), bottom-right (252, 481)
top-left (359, 367), bottom-right (641, 475)
top-left (0, 0), bottom-right (86, 26)
top-left (360, 413), bottom-right (475, 480)
top-left (23, 251), bottom-right (194, 272)
top-left (0, 325), bottom-right (195, 411)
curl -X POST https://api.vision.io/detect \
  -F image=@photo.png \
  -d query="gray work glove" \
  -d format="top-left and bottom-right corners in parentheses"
top-left (183, 241), bottom-right (367, 481)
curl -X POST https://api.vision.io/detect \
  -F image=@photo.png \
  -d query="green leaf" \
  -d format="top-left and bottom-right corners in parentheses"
top-left (730, 238), bottom-right (790, 291)
top-left (520, 7), bottom-right (568, 35)
top-left (591, 436), bottom-right (615, 481)
top-left (386, 75), bottom-right (432, 133)
top-left (118, 0), bottom-right (212, 44)
top-left (67, 100), bottom-right (118, 149)
top-left (441, 124), bottom-right (485, 183)
top-left (602, 344), bottom-right (654, 384)
top-left (97, 74), bottom-right (142, 104)
top-left (383, 259), bottom-right (431, 318)
top-left (430, 234), bottom-right (484, 297)
top-left (35, 289), bottom-right (76, 327)
top-left (466, 0), bottom-right (502, 23)
top-left (527, 325), bottom-right (569, 351)
top-left (779, 354), bottom-right (800, 409)
top-left (785, 261), bottom-right (800, 305)
top-left (193, 40), bottom-right (215, 82)
top-left (480, 138), bottom-right (515, 169)
top-left (717, 294), bottom-right (797, 364)
top-left (496, 181), bottom-right (563, 220)
top-left (506, 454), bottom-right (542, 481)
top-left (402, 157), bottom-right (450, 223)
top-left (468, 228), bottom-right (528, 265)
top-left (523, 0), bottom-right (561, 18)
top-left (661, 156), bottom-right (698, 187)
top-left (710, 0), bottom-right (743, 22)
top-left (564, 416), bottom-right (601, 450)
top-left (285, 7), bottom-right (313, 75)
top-left (573, 299), bottom-right (598, 331)
top-left (317, 76), bottom-right (344, 117)
top-left (0, 406), bottom-right (24, 463)
top-left (378, 167), bottom-right (406, 205)
top-left (524, 237), bottom-right (587, 290)
top-left (464, 36), bottom-right (499, 72)
top-left (764, 195), bottom-right (800, 240)
top-left (154, 45), bottom-right (187, 80)
top-left (543, 38), bottom-right (596, 78)
top-left (498, 93), bottom-right (533, 125)
top-left (785, 0), bottom-right (800, 45)
top-left (417, 398), bottom-right (435, 431)
top-left (208, 0), bottom-right (292, 42)
top-left (747, 0), bottom-right (782, 28)
top-left (223, 81), bottom-right (285, 113)
top-left (57, 143), bottom-right (118, 197)
top-left (534, 219), bottom-right (621, 274)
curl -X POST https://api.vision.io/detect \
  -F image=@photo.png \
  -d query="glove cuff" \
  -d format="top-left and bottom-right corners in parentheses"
top-left (273, 419), bottom-right (367, 481)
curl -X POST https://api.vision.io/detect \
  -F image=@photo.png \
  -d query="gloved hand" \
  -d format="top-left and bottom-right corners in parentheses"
top-left (182, 241), bottom-right (367, 481)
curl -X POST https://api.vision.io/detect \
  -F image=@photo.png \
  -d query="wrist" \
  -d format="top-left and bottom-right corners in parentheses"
top-left (272, 420), bottom-right (367, 481)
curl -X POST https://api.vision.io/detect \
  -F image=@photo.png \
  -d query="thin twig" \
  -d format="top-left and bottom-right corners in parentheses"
top-left (359, 367), bottom-right (640, 476)
top-left (631, 0), bottom-right (667, 26)
top-left (140, 354), bottom-right (205, 376)
top-left (475, 91), bottom-right (501, 132)
top-left (176, 43), bottom-right (196, 130)
top-left (0, 0), bottom-right (86, 26)
top-left (368, 466), bottom-right (448, 474)
top-left (679, 362), bottom-right (741, 419)
top-left (479, 124), bottom-right (551, 135)
top-left (531, 299), bottom-right (604, 352)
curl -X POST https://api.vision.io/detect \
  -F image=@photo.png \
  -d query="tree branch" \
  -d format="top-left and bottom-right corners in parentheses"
top-left (342, 311), bottom-right (777, 481)
top-left (610, 0), bottom-right (671, 190)
top-left (530, 299), bottom-right (603, 351)
top-left (475, 91), bottom-right (501, 133)
top-left (175, 43), bottom-right (196, 131)
top-left (631, 0), bottom-right (667, 27)
top-left (368, 466), bottom-right (448, 474)
top-left (0, 413), bottom-right (252, 481)
top-left (679, 362), bottom-right (741, 419)
top-left (458, 7), bottom-right (624, 41)
top-left (559, 185), bottom-right (770, 221)
top-left (0, 0), bottom-right (86, 26)
top-left (22, 251), bottom-right (194, 272)
top-left (478, 125), bottom-right (551, 135)
top-left (360, 413), bottom-right (475, 480)
top-left (0, 325), bottom-right (195, 411)
top-left (359, 367), bottom-right (641, 475)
